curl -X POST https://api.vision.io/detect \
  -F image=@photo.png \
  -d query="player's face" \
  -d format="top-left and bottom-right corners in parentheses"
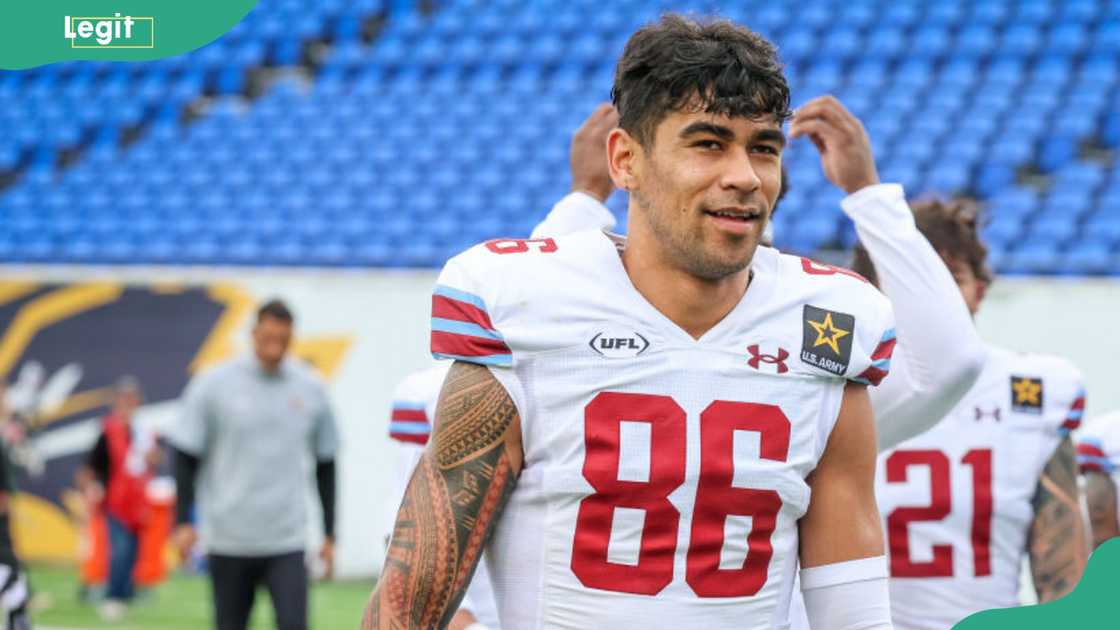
top-left (253, 316), bottom-right (292, 371)
top-left (947, 258), bottom-right (986, 315)
top-left (632, 109), bottom-right (784, 280)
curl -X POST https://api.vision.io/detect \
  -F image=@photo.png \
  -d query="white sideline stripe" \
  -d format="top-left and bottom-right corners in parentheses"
top-left (31, 400), bottom-right (180, 461)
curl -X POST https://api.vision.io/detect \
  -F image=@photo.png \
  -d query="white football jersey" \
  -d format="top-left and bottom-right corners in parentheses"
top-left (385, 362), bottom-right (502, 629)
top-left (876, 345), bottom-right (1085, 630)
top-left (1077, 409), bottom-right (1120, 531)
top-left (430, 230), bottom-right (895, 629)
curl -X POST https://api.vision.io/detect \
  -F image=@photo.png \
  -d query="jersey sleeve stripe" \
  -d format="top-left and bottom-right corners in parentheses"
top-left (431, 317), bottom-right (505, 341)
top-left (853, 364), bottom-right (888, 386)
top-left (1077, 454), bottom-right (1115, 474)
top-left (432, 286), bottom-right (497, 330)
top-left (391, 408), bottom-right (428, 423)
top-left (431, 330), bottom-right (512, 361)
top-left (390, 421), bottom-right (430, 434)
top-left (390, 432), bottom-right (429, 445)
top-left (391, 401), bottom-right (426, 411)
top-left (1062, 392), bottom-right (1087, 433)
top-left (431, 351), bottom-right (513, 367)
top-left (870, 329), bottom-right (897, 361)
top-left (1077, 440), bottom-right (1108, 459)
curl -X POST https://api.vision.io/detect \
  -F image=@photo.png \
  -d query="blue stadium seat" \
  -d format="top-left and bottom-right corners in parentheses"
top-left (1036, 137), bottom-right (1079, 173)
top-left (0, 0), bottom-right (1113, 274)
top-left (1062, 244), bottom-right (1115, 275)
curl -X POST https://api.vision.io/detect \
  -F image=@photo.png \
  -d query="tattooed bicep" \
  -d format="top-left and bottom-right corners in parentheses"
top-left (365, 362), bottom-right (522, 630)
top-left (1084, 470), bottom-right (1120, 550)
top-left (432, 361), bottom-right (522, 467)
top-left (1029, 437), bottom-right (1088, 602)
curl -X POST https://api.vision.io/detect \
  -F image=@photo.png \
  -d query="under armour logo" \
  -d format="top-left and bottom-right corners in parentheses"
top-left (974, 406), bottom-right (1001, 422)
top-left (747, 344), bottom-right (789, 374)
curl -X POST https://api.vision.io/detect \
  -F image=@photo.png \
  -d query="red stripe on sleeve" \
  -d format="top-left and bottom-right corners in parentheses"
top-left (857, 365), bottom-right (889, 386)
top-left (390, 432), bottom-right (429, 446)
top-left (432, 294), bottom-right (496, 331)
top-left (431, 330), bottom-right (511, 358)
top-left (1080, 461), bottom-right (1105, 474)
top-left (1078, 443), bottom-right (1107, 459)
top-left (1069, 397), bottom-right (1086, 411)
top-left (870, 337), bottom-right (897, 362)
top-left (391, 409), bottom-right (428, 423)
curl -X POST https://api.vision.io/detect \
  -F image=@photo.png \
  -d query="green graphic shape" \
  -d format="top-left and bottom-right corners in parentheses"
top-left (1, 0), bottom-right (258, 69)
top-left (955, 538), bottom-right (1120, 628)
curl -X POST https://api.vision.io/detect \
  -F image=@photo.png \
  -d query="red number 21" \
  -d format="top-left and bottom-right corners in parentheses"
top-left (570, 392), bottom-right (790, 597)
top-left (885, 449), bottom-right (993, 578)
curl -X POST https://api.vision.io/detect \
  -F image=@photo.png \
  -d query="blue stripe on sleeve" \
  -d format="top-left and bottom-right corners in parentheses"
top-left (389, 422), bottom-right (431, 435)
top-left (391, 401), bottom-right (426, 411)
top-left (431, 317), bottom-right (504, 340)
top-left (433, 284), bottom-right (488, 311)
top-left (433, 351), bottom-right (513, 367)
top-left (1078, 454), bottom-right (1116, 473)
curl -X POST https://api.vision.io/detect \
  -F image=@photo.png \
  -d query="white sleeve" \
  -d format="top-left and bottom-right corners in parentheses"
top-left (530, 191), bottom-right (616, 238)
top-left (385, 442), bottom-right (424, 540)
top-left (841, 184), bottom-right (986, 450)
top-left (801, 556), bottom-right (892, 630)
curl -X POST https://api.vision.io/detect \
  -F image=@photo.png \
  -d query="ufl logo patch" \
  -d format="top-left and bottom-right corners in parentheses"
top-left (589, 328), bottom-right (650, 358)
top-left (1010, 376), bottom-right (1044, 414)
top-left (800, 305), bottom-right (854, 376)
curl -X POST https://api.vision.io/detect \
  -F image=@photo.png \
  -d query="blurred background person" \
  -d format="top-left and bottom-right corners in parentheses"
top-left (0, 383), bottom-right (30, 630)
top-left (76, 376), bottom-right (158, 621)
top-left (167, 300), bottom-right (338, 630)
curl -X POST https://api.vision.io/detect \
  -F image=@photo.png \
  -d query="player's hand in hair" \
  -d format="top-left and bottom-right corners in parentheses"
top-left (790, 95), bottom-right (879, 195)
top-left (570, 103), bottom-right (620, 202)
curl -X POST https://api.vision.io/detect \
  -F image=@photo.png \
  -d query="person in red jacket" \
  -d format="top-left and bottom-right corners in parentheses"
top-left (82, 376), bottom-right (158, 620)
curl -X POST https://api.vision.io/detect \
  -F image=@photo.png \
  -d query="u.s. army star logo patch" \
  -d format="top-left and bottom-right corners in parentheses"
top-left (1010, 376), bottom-right (1043, 414)
top-left (801, 305), bottom-right (855, 376)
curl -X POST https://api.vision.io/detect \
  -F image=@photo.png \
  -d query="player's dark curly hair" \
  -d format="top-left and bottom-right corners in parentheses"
top-left (850, 198), bottom-right (993, 286)
top-left (611, 14), bottom-right (792, 148)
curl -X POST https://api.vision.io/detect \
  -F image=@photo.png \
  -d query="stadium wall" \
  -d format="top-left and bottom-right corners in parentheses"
top-left (9, 266), bottom-right (1119, 578)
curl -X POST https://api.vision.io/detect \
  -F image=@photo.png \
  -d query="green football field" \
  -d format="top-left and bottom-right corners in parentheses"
top-left (27, 564), bottom-right (373, 629)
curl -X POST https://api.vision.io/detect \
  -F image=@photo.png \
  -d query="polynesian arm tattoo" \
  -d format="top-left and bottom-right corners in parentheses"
top-left (1028, 437), bottom-right (1089, 602)
top-left (1083, 470), bottom-right (1120, 551)
top-left (363, 362), bottom-right (523, 630)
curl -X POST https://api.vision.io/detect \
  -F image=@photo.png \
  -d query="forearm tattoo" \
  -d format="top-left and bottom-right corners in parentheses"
top-left (363, 362), bottom-right (522, 629)
top-left (1084, 471), bottom-right (1120, 551)
top-left (1029, 438), bottom-right (1088, 602)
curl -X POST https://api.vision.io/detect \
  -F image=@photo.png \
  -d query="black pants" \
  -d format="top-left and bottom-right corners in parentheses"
top-left (209, 551), bottom-right (307, 630)
top-left (0, 515), bottom-right (29, 630)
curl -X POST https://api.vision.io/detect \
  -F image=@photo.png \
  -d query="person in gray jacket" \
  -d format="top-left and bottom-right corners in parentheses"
top-left (167, 299), bottom-right (338, 630)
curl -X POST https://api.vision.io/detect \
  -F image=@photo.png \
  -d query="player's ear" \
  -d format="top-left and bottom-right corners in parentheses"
top-left (607, 127), bottom-right (640, 191)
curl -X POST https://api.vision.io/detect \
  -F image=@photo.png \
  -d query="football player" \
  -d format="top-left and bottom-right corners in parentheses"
top-left (366, 15), bottom-right (896, 629)
top-left (1076, 409), bottom-right (1120, 550)
top-left (857, 200), bottom-right (1088, 629)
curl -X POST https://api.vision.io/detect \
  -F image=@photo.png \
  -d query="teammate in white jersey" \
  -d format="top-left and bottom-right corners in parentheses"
top-left (367, 15), bottom-right (896, 629)
top-left (854, 200), bottom-right (1088, 629)
top-left (1077, 409), bottom-right (1120, 549)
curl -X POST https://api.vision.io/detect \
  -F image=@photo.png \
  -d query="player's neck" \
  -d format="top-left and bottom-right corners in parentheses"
top-left (621, 231), bottom-right (751, 340)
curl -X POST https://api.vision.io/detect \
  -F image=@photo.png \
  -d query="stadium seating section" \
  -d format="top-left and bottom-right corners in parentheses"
top-left (1, 0), bottom-right (1119, 274)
